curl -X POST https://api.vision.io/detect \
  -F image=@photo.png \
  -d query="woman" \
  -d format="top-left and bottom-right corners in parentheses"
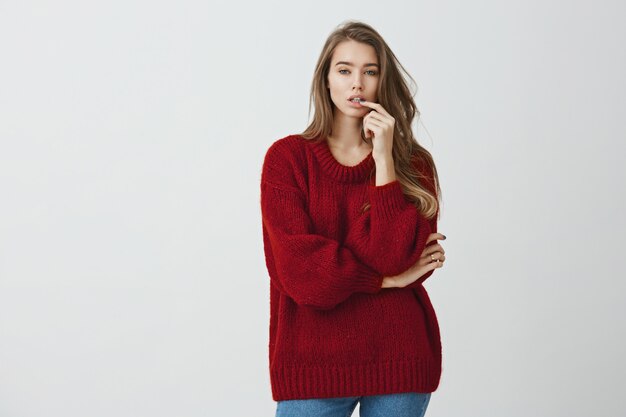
top-left (260, 20), bottom-right (447, 417)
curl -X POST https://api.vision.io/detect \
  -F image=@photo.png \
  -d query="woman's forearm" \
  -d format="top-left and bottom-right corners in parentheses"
top-left (374, 155), bottom-right (396, 186)
top-left (381, 276), bottom-right (397, 288)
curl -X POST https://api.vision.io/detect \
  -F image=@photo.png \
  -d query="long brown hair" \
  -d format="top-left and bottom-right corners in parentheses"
top-left (300, 20), bottom-right (442, 220)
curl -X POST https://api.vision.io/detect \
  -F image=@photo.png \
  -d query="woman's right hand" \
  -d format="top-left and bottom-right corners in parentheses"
top-left (381, 233), bottom-right (446, 288)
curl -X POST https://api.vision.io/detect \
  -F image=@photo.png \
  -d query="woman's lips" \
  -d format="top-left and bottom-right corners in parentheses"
top-left (347, 98), bottom-right (366, 107)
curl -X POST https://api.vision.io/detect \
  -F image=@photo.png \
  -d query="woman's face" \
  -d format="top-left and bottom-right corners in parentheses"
top-left (327, 40), bottom-right (379, 117)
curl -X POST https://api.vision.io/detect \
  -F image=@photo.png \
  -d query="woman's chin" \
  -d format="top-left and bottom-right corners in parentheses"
top-left (337, 106), bottom-right (367, 116)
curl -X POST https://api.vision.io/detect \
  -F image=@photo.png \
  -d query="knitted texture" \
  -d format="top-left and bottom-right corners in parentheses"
top-left (260, 134), bottom-right (442, 401)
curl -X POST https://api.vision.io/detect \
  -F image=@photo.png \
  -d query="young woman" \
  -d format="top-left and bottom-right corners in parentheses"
top-left (260, 20), bottom-right (447, 417)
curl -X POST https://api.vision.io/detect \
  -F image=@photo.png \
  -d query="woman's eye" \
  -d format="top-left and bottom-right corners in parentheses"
top-left (338, 69), bottom-right (378, 75)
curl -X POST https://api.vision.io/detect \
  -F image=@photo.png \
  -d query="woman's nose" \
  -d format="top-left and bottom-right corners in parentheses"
top-left (352, 74), bottom-right (363, 90)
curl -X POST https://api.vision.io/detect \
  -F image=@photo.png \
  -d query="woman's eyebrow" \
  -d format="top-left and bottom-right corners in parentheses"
top-left (334, 61), bottom-right (380, 68)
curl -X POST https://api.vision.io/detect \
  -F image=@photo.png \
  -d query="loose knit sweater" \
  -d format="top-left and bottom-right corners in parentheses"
top-left (260, 134), bottom-right (442, 401)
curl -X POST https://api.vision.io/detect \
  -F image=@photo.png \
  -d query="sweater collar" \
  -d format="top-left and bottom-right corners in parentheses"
top-left (309, 136), bottom-right (375, 184)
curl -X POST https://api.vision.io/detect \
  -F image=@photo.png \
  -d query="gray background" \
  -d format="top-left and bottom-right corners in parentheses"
top-left (1, 0), bottom-right (624, 416)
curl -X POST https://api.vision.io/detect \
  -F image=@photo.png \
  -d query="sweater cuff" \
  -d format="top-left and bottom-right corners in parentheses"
top-left (368, 180), bottom-right (408, 220)
top-left (357, 271), bottom-right (385, 294)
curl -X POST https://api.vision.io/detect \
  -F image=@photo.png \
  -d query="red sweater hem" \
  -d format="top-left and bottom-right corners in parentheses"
top-left (270, 357), bottom-right (441, 401)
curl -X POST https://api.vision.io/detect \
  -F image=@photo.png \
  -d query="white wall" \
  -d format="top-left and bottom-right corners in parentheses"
top-left (1, 1), bottom-right (624, 416)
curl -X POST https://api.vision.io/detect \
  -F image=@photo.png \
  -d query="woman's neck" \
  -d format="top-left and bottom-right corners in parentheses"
top-left (328, 110), bottom-right (371, 151)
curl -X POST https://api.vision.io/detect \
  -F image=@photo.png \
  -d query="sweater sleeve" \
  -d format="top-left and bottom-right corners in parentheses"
top-left (402, 214), bottom-right (438, 288)
top-left (260, 141), bottom-right (384, 310)
top-left (343, 180), bottom-right (433, 278)
top-left (343, 157), bottom-right (440, 283)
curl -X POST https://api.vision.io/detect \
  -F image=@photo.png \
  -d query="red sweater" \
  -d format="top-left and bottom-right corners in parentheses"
top-left (260, 134), bottom-right (442, 401)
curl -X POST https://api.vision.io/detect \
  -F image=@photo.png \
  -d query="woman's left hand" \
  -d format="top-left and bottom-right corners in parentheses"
top-left (360, 100), bottom-right (395, 160)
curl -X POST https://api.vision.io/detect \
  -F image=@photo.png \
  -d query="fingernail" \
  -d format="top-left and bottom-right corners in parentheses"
top-left (442, 234), bottom-right (446, 240)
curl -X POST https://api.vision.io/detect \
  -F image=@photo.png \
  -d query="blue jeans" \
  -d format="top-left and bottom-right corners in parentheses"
top-left (275, 392), bottom-right (431, 417)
